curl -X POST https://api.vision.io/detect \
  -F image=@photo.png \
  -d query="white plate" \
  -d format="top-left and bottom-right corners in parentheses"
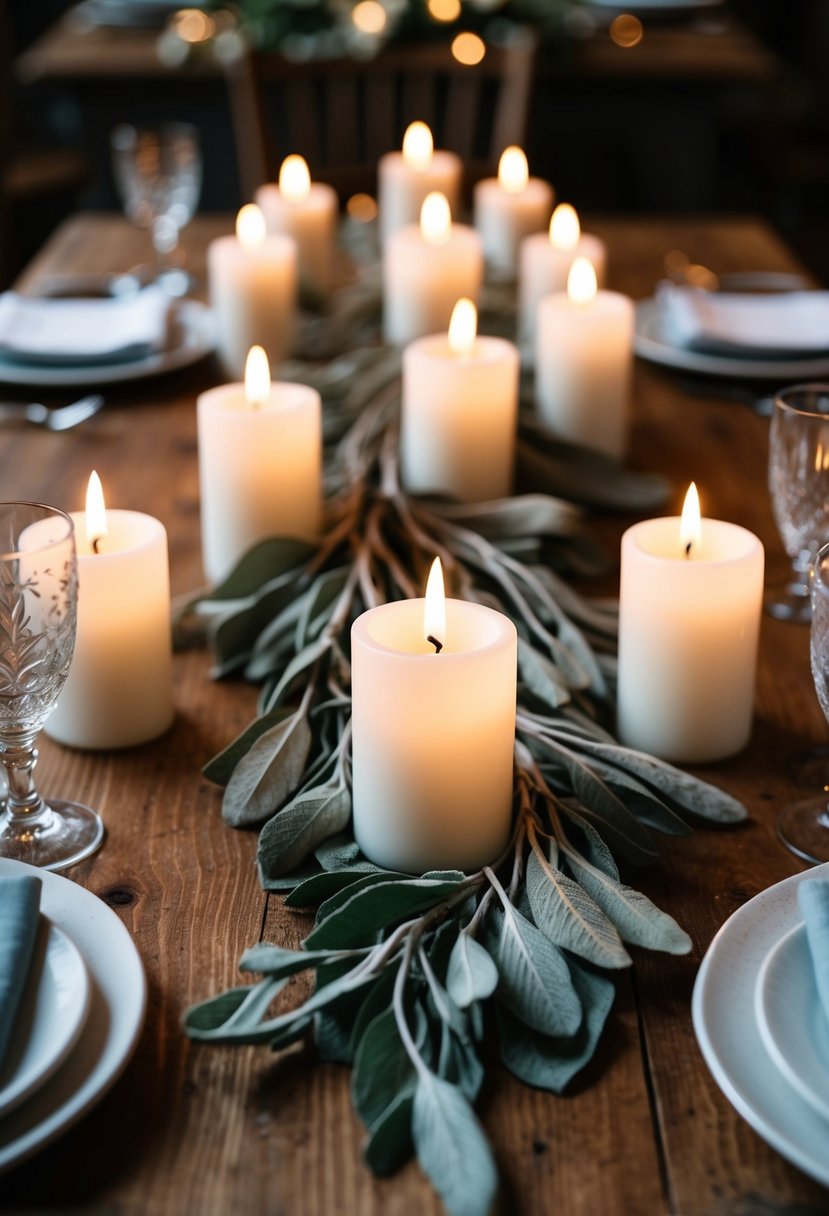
top-left (0, 858), bottom-right (146, 1173)
top-left (0, 299), bottom-right (214, 388)
top-left (0, 920), bottom-right (90, 1119)
top-left (692, 862), bottom-right (829, 1188)
top-left (755, 921), bottom-right (829, 1123)
top-left (635, 297), bottom-right (829, 381)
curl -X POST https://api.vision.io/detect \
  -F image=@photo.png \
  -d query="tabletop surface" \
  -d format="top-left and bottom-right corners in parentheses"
top-left (0, 212), bottom-right (828, 1216)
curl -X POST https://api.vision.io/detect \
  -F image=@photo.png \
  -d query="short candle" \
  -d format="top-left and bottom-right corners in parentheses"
top-left (518, 204), bottom-right (608, 350)
top-left (401, 297), bottom-right (519, 502)
top-left (473, 146), bottom-right (554, 275)
top-left (617, 483), bottom-right (764, 763)
top-left (351, 558), bottom-right (517, 873)
top-left (256, 155), bottom-right (338, 298)
top-left (378, 121), bottom-right (462, 245)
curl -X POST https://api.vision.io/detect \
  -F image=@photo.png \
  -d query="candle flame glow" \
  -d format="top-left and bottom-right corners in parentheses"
top-left (420, 192), bottom-right (452, 244)
top-left (402, 121), bottom-right (433, 171)
top-left (236, 203), bottom-right (267, 249)
top-left (680, 482), bottom-right (702, 557)
top-left (424, 557), bottom-right (446, 652)
top-left (245, 345), bottom-right (271, 407)
top-left (498, 146), bottom-right (529, 194)
top-left (279, 154), bottom-right (311, 203)
top-left (567, 256), bottom-right (597, 306)
top-left (85, 470), bottom-right (108, 553)
top-left (448, 298), bottom-right (477, 355)
top-left (550, 203), bottom-right (580, 251)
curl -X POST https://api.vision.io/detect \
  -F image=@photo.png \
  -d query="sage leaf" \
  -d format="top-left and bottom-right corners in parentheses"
top-left (572, 804), bottom-right (659, 866)
top-left (268, 1014), bottom-right (314, 1052)
top-left (264, 635), bottom-right (330, 710)
top-left (305, 875), bottom-right (468, 950)
top-left (222, 707), bottom-right (312, 828)
top-left (202, 707), bottom-right (293, 787)
top-left (446, 933), bottom-right (499, 1008)
top-left (314, 870), bottom-right (410, 927)
top-left (209, 579), bottom-right (297, 677)
top-left (412, 1072), bottom-right (497, 1216)
top-left (558, 806), bottom-right (619, 879)
top-left (316, 834), bottom-right (383, 872)
top-left (315, 960), bottom-right (376, 1063)
top-left (363, 1087), bottom-right (415, 1176)
top-left (525, 848), bottom-right (631, 970)
top-left (257, 781), bottom-right (350, 879)
top-left (258, 860), bottom-right (322, 893)
top-left (205, 537), bottom-right (317, 601)
top-left (437, 1024), bottom-right (485, 1102)
top-left (184, 975), bottom-right (289, 1044)
top-left (294, 567), bottom-right (349, 650)
top-left (348, 964), bottom-right (398, 1056)
top-left (352, 1008), bottom-right (415, 1127)
top-left (518, 638), bottom-right (571, 710)
top-left (238, 942), bottom-right (347, 977)
top-left (436, 494), bottom-right (581, 540)
top-left (564, 851), bottom-right (692, 955)
top-left (484, 905), bottom-right (581, 1037)
top-left (285, 868), bottom-right (388, 907)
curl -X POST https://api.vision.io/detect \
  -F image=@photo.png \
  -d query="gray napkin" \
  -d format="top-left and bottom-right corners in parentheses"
top-left (798, 878), bottom-right (829, 1025)
top-left (0, 875), bottom-right (42, 1071)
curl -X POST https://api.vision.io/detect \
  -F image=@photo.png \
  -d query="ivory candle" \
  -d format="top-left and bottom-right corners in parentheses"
top-left (256, 155), bottom-right (338, 298)
top-left (518, 204), bottom-right (607, 349)
top-left (473, 147), bottom-right (554, 275)
top-left (383, 192), bottom-right (483, 346)
top-left (378, 122), bottom-right (462, 245)
top-left (45, 472), bottom-right (174, 750)
top-left (535, 257), bottom-right (634, 460)
top-left (617, 484), bottom-right (764, 763)
top-left (207, 204), bottom-right (297, 380)
top-left (198, 346), bottom-right (322, 584)
top-left (351, 559), bottom-right (517, 872)
top-left (401, 298), bottom-right (519, 501)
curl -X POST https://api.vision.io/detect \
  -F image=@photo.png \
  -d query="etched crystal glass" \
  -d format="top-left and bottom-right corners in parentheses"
top-left (0, 503), bottom-right (103, 871)
top-left (767, 383), bottom-right (829, 622)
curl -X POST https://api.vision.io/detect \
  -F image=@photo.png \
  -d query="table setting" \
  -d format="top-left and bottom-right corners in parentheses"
top-left (0, 117), bottom-right (828, 1213)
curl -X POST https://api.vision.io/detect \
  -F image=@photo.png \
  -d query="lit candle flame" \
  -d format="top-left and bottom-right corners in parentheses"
top-left (279, 154), bottom-right (311, 203)
top-left (402, 121), bottom-right (433, 171)
top-left (567, 256), bottom-right (597, 306)
top-left (550, 203), bottom-right (580, 251)
top-left (448, 298), bottom-right (477, 355)
top-left (680, 482), bottom-right (701, 558)
top-left (424, 557), bottom-right (446, 653)
top-left (498, 146), bottom-right (529, 194)
top-left (236, 203), bottom-right (267, 249)
top-left (85, 470), bottom-right (108, 554)
top-left (420, 192), bottom-right (451, 245)
top-left (245, 345), bottom-right (271, 407)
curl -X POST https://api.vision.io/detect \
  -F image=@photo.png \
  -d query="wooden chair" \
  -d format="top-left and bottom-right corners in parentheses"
top-left (224, 34), bottom-right (537, 203)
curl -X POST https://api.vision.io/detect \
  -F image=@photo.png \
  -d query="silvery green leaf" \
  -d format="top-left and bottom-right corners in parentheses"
top-left (315, 834), bottom-right (369, 870)
top-left (422, 958), bottom-right (468, 1039)
top-left (245, 594), bottom-right (307, 681)
top-left (352, 1008), bottom-right (415, 1128)
top-left (222, 708), bottom-right (312, 827)
top-left (314, 959), bottom-right (375, 1063)
top-left (210, 580), bottom-right (298, 678)
top-left (564, 851), bottom-right (692, 955)
top-left (485, 905), bottom-right (581, 1037)
top-left (517, 638), bottom-right (571, 710)
top-left (363, 1086), bottom-right (415, 1176)
top-left (294, 567), bottom-right (349, 650)
top-left (436, 494), bottom-right (581, 539)
top-left (437, 1024), bottom-right (485, 1102)
top-left (525, 848), bottom-right (631, 969)
top-left (263, 634), bottom-right (330, 710)
top-left (558, 807), bottom-right (619, 879)
top-left (285, 867), bottom-right (392, 907)
top-left (412, 1073), bottom-right (497, 1216)
top-left (314, 870), bottom-right (407, 925)
top-left (446, 932), bottom-right (499, 1009)
top-left (257, 781), bottom-right (350, 879)
top-left (348, 964), bottom-right (397, 1056)
top-left (268, 1014), bottom-right (314, 1052)
top-left (572, 804), bottom-right (659, 866)
top-left (259, 861), bottom-right (322, 893)
top-left (204, 537), bottom-right (317, 601)
top-left (203, 706), bottom-right (294, 788)
top-left (239, 942), bottom-right (345, 977)
top-left (305, 876), bottom-right (468, 950)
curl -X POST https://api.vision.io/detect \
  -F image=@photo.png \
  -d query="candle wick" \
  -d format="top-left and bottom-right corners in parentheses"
top-left (92, 535), bottom-right (103, 555)
top-left (426, 634), bottom-right (443, 654)
top-left (684, 541), bottom-right (692, 559)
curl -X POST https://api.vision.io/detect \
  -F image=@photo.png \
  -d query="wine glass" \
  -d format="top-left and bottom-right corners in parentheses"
top-left (767, 383), bottom-right (829, 622)
top-left (0, 503), bottom-right (104, 872)
top-left (110, 122), bottom-right (202, 297)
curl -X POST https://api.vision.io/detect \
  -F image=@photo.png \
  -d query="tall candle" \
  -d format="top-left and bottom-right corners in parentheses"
top-left (535, 257), bottom-right (634, 460)
top-left (255, 155), bottom-right (338, 299)
top-left (473, 147), bottom-right (554, 275)
top-left (207, 204), bottom-right (297, 380)
top-left (45, 472), bottom-right (174, 750)
top-left (378, 122), bottom-right (463, 245)
top-left (383, 192), bottom-right (483, 346)
top-left (198, 346), bottom-right (322, 584)
top-left (401, 298), bottom-right (519, 501)
top-left (617, 484), bottom-right (764, 763)
top-left (351, 559), bottom-right (517, 872)
top-left (518, 204), bottom-right (608, 348)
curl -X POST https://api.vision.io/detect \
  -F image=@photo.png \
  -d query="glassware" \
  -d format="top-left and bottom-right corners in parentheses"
top-left (777, 539), bottom-right (829, 864)
top-left (767, 383), bottom-right (829, 622)
top-left (110, 122), bottom-right (202, 297)
top-left (0, 503), bottom-right (104, 872)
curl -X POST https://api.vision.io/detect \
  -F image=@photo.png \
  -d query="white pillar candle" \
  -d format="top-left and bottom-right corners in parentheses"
top-left (383, 192), bottom-right (483, 346)
top-left (198, 345), bottom-right (322, 585)
top-left (401, 298), bottom-right (519, 502)
top-left (207, 203), bottom-right (298, 380)
top-left (535, 257), bottom-right (634, 460)
top-left (351, 559), bottom-right (517, 873)
top-left (255, 155), bottom-right (338, 299)
top-left (378, 122), bottom-right (463, 245)
top-left (518, 204), bottom-right (608, 349)
top-left (617, 484), bottom-right (764, 763)
top-left (45, 472), bottom-right (174, 750)
top-left (473, 147), bottom-right (554, 276)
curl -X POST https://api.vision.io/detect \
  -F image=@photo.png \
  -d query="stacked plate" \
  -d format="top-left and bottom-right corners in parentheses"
top-left (693, 863), bottom-right (829, 1186)
top-left (0, 859), bottom-right (146, 1174)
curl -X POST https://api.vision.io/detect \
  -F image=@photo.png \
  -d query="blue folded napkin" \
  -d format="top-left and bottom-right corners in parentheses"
top-left (798, 878), bottom-right (829, 1025)
top-left (0, 875), bottom-right (42, 1072)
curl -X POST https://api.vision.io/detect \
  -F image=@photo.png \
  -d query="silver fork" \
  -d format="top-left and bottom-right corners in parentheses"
top-left (0, 393), bottom-right (104, 431)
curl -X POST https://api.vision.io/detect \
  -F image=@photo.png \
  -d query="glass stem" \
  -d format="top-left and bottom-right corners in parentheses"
top-left (1, 731), bottom-right (49, 826)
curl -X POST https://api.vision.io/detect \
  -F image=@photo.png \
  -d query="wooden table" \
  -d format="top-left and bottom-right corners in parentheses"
top-left (1, 213), bottom-right (828, 1216)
